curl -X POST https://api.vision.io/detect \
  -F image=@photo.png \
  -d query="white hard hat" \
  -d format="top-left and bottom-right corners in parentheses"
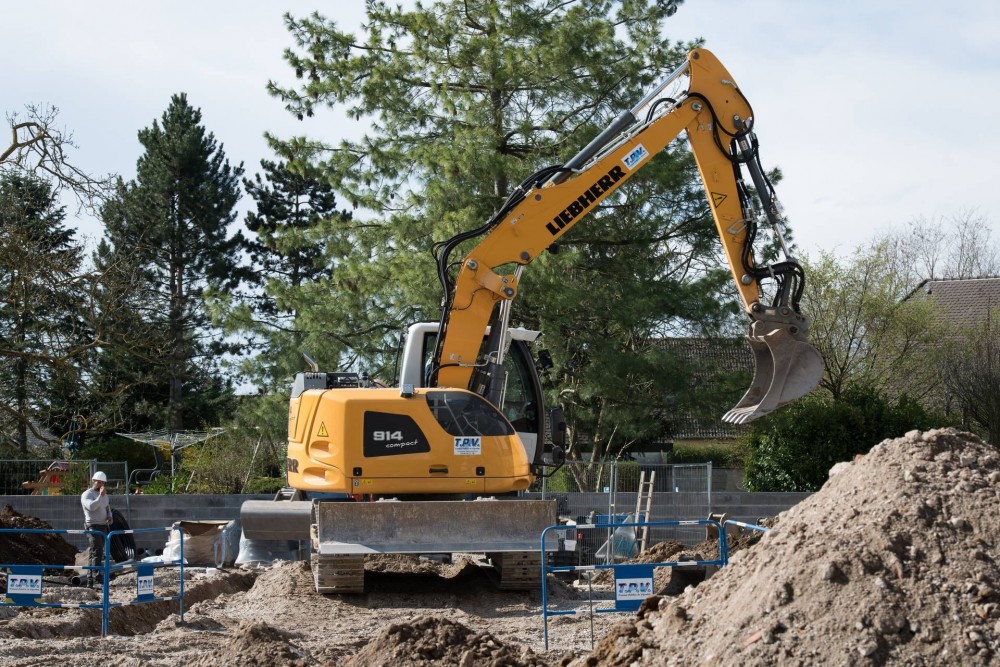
top-left (92, 471), bottom-right (108, 483)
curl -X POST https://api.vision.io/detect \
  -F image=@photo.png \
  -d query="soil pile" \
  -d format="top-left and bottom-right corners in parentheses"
top-left (575, 428), bottom-right (1000, 666)
top-left (0, 504), bottom-right (78, 566)
top-left (591, 541), bottom-right (686, 588)
top-left (348, 615), bottom-right (549, 666)
top-left (591, 528), bottom-right (766, 595)
top-left (190, 621), bottom-right (310, 667)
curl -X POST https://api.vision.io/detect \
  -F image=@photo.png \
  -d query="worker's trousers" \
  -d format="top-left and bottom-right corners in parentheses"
top-left (85, 522), bottom-right (110, 586)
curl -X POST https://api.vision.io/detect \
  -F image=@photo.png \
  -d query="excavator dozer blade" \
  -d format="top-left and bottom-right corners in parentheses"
top-left (313, 498), bottom-right (558, 555)
top-left (722, 319), bottom-right (824, 424)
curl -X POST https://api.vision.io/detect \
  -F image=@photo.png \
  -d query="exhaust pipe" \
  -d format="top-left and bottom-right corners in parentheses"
top-left (723, 307), bottom-right (824, 424)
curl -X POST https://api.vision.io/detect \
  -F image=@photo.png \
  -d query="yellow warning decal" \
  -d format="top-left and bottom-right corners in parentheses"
top-left (317, 422), bottom-right (328, 437)
top-left (711, 192), bottom-right (727, 208)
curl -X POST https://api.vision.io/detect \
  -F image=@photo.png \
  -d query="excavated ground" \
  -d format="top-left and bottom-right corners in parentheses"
top-left (0, 428), bottom-right (997, 666)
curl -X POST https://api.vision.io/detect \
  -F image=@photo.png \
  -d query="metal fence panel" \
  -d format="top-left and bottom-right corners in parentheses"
top-left (529, 460), bottom-right (713, 549)
top-left (93, 461), bottom-right (130, 491)
top-left (0, 460), bottom-right (68, 495)
top-left (0, 460), bottom-right (129, 495)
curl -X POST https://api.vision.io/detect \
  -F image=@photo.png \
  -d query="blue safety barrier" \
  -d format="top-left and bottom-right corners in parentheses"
top-left (541, 519), bottom-right (725, 650)
top-left (1, 525), bottom-right (185, 637)
top-left (720, 519), bottom-right (770, 565)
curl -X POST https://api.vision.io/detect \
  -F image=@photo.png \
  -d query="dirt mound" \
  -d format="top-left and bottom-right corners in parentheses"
top-left (574, 428), bottom-right (1000, 666)
top-left (0, 569), bottom-right (258, 640)
top-left (635, 540), bottom-right (687, 563)
top-left (244, 559), bottom-right (318, 602)
top-left (190, 621), bottom-right (309, 667)
top-left (591, 541), bottom-right (686, 586)
top-left (348, 615), bottom-right (548, 666)
top-left (366, 553), bottom-right (464, 575)
top-left (0, 504), bottom-right (78, 566)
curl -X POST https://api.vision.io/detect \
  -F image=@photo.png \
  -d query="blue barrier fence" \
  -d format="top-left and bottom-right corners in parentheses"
top-left (1, 526), bottom-right (185, 636)
top-left (541, 518), bottom-right (771, 649)
top-left (719, 518), bottom-right (770, 565)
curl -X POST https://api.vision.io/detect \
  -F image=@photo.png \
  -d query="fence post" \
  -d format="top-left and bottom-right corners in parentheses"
top-left (707, 460), bottom-right (713, 510)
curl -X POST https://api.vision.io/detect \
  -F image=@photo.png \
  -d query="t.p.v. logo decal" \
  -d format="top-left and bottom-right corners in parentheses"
top-left (454, 436), bottom-right (481, 456)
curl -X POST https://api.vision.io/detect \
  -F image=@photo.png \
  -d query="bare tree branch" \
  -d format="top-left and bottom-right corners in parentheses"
top-left (2, 105), bottom-right (114, 213)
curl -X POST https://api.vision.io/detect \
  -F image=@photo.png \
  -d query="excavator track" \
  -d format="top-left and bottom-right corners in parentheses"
top-left (489, 551), bottom-right (543, 590)
top-left (310, 526), bottom-right (365, 594)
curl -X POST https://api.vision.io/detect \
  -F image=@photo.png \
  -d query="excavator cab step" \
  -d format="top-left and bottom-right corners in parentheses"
top-left (273, 487), bottom-right (305, 502)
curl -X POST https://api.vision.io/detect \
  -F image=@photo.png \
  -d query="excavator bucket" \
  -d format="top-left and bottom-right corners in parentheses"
top-left (722, 319), bottom-right (824, 424)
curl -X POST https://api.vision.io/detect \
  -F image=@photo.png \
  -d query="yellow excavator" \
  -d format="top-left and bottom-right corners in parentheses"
top-left (241, 49), bottom-right (824, 593)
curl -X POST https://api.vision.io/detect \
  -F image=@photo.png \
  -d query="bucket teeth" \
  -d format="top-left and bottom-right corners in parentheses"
top-left (723, 317), bottom-right (824, 424)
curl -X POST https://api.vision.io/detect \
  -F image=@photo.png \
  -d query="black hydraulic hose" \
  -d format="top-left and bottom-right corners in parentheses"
top-left (550, 110), bottom-right (637, 185)
top-left (433, 163), bottom-right (566, 299)
top-left (686, 92), bottom-right (754, 164)
top-left (644, 97), bottom-right (678, 123)
top-left (430, 162), bottom-right (566, 385)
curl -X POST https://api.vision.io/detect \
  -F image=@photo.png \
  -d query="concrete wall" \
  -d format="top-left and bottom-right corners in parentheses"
top-left (526, 490), bottom-right (811, 525)
top-left (0, 490), bottom-right (811, 554)
top-left (0, 494), bottom-right (269, 553)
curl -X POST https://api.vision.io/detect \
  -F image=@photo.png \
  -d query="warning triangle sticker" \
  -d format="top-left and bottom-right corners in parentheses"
top-left (317, 422), bottom-right (329, 437)
top-left (711, 192), bottom-right (727, 208)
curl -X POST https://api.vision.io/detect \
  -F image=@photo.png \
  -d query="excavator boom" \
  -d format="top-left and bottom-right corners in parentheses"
top-left (432, 49), bottom-right (823, 422)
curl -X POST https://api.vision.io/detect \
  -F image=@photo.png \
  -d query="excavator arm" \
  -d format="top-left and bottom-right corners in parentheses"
top-left (431, 49), bottom-right (823, 423)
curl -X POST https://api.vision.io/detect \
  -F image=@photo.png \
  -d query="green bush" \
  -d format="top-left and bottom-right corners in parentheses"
top-left (242, 477), bottom-right (285, 495)
top-left (538, 465), bottom-right (583, 492)
top-left (743, 386), bottom-right (949, 492)
top-left (669, 443), bottom-right (745, 467)
top-left (57, 462), bottom-right (91, 496)
top-left (76, 435), bottom-right (157, 473)
top-left (140, 471), bottom-right (191, 495)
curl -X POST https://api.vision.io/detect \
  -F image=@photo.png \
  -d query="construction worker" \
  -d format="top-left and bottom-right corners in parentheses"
top-left (80, 471), bottom-right (111, 587)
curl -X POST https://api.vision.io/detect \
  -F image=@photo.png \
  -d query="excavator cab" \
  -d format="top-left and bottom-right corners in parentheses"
top-left (398, 321), bottom-right (556, 470)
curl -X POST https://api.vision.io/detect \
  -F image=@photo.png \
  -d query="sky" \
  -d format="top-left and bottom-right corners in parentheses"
top-left (5, 1), bottom-right (999, 260)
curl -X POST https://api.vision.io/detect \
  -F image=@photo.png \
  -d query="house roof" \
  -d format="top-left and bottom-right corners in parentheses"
top-left (653, 336), bottom-right (754, 374)
top-left (905, 276), bottom-right (1000, 328)
top-left (649, 336), bottom-right (754, 441)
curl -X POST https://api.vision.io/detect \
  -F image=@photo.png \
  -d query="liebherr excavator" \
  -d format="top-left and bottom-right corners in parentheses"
top-left (241, 49), bottom-right (824, 593)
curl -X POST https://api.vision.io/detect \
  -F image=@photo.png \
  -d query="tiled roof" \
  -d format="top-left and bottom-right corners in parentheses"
top-left (905, 276), bottom-right (1000, 328)
top-left (649, 337), bottom-right (754, 441)
top-left (654, 336), bottom-right (755, 374)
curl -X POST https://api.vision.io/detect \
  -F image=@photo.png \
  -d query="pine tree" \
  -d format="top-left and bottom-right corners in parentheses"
top-left (0, 173), bottom-right (85, 454)
top-left (100, 94), bottom-right (244, 432)
top-left (210, 157), bottom-right (352, 393)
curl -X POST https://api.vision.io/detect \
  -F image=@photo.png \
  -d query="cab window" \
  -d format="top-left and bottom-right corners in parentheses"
top-left (425, 391), bottom-right (514, 436)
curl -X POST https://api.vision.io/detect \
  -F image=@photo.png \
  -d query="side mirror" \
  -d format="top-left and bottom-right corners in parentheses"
top-left (537, 349), bottom-right (554, 372)
top-left (549, 406), bottom-right (567, 450)
top-left (550, 446), bottom-right (566, 466)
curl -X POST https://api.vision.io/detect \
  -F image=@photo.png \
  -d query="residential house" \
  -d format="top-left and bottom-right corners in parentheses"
top-left (903, 276), bottom-right (1000, 429)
